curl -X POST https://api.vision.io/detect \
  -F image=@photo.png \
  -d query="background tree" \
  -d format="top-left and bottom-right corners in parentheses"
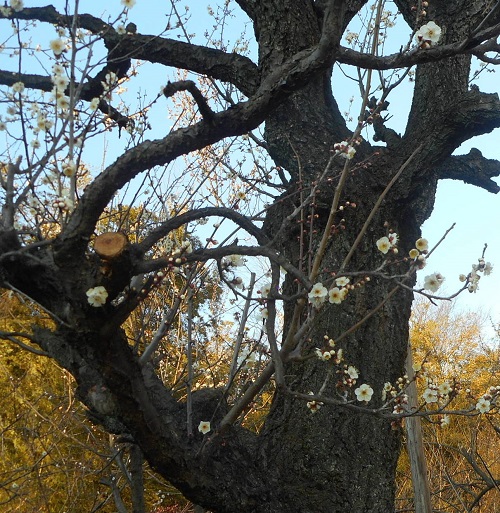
top-left (0, 1), bottom-right (499, 512)
top-left (396, 300), bottom-right (500, 512)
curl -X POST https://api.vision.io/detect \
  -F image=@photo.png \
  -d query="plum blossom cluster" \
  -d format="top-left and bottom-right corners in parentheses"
top-left (415, 21), bottom-right (442, 49)
top-left (408, 237), bottom-right (428, 266)
top-left (423, 272), bottom-right (445, 293)
top-left (414, 363), bottom-right (499, 419)
top-left (258, 282), bottom-right (272, 301)
top-left (311, 335), bottom-right (375, 406)
top-left (315, 336), bottom-right (343, 364)
top-left (333, 140), bottom-right (356, 160)
top-left (86, 286), bottom-right (108, 307)
top-left (307, 277), bottom-right (350, 308)
top-left (422, 380), bottom-right (456, 405)
top-left (376, 232), bottom-right (398, 255)
top-left (475, 387), bottom-right (500, 414)
top-left (52, 193), bottom-right (74, 212)
top-left (51, 63), bottom-right (70, 111)
top-left (381, 376), bottom-right (411, 414)
top-left (459, 257), bottom-right (493, 293)
top-left (222, 254), bottom-right (246, 290)
top-left (0, 0), bottom-right (24, 15)
top-left (101, 71), bottom-right (118, 100)
top-left (237, 348), bottom-right (256, 370)
top-left (161, 240), bottom-right (193, 273)
top-left (306, 392), bottom-right (324, 413)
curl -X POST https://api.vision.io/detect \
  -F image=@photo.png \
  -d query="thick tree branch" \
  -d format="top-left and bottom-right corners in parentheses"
top-left (337, 22), bottom-right (500, 70)
top-left (105, 34), bottom-right (260, 97)
top-left (163, 80), bottom-right (215, 121)
top-left (0, 69), bottom-right (131, 127)
top-left (434, 148), bottom-right (500, 193)
top-left (136, 207), bottom-right (269, 255)
top-left (0, 6), bottom-right (260, 97)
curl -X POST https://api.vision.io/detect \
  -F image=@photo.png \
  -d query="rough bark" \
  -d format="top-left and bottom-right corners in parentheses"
top-left (1, 1), bottom-right (500, 512)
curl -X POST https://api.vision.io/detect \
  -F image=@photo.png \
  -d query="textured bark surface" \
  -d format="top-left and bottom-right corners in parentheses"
top-left (1, 1), bottom-right (500, 512)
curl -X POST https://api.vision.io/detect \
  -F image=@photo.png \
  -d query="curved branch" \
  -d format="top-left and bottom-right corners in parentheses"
top-left (136, 243), bottom-right (313, 290)
top-left (112, 35), bottom-right (259, 97)
top-left (434, 148), bottom-right (500, 193)
top-left (0, 330), bottom-right (49, 356)
top-left (337, 22), bottom-right (500, 70)
top-left (136, 207), bottom-right (269, 255)
top-left (163, 80), bottom-right (215, 121)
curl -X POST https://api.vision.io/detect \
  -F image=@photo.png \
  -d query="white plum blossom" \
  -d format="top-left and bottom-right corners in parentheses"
top-left (306, 392), bottom-right (323, 412)
top-left (198, 421), bottom-right (211, 434)
top-left (335, 276), bottom-right (350, 287)
top-left (56, 94), bottom-right (70, 110)
top-left (422, 387), bottom-right (438, 404)
top-left (476, 397), bottom-right (491, 414)
top-left (415, 238), bottom-right (428, 251)
top-left (423, 272), bottom-right (445, 293)
top-left (52, 63), bottom-right (65, 75)
top-left (52, 73), bottom-right (69, 90)
top-left (181, 240), bottom-right (193, 254)
top-left (259, 283), bottom-right (271, 298)
top-left (334, 141), bottom-right (356, 159)
top-left (12, 81), bottom-right (24, 93)
top-left (328, 287), bottom-right (343, 304)
top-left (440, 415), bottom-right (450, 427)
top-left (224, 254), bottom-right (245, 267)
top-left (121, 0), bottom-right (136, 7)
top-left (377, 232), bottom-right (399, 255)
top-left (37, 115), bottom-right (53, 132)
top-left (416, 21), bottom-right (442, 46)
top-left (381, 382), bottom-right (393, 402)
top-left (237, 349), bottom-right (256, 370)
top-left (62, 160), bottom-right (76, 177)
top-left (376, 236), bottom-right (391, 254)
top-left (50, 38), bottom-right (65, 56)
top-left (10, 0), bottom-right (24, 11)
top-left (86, 286), bottom-right (108, 307)
top-left (409, 248), bottom-right (420, 259)
top-left (317, 349), bottom-right (332, 361)
top-left (438, 382), bottom-right (452, 396)
top-left (388, 232), bottom-right (398, 246)
top-left (347, 366), bottom-right (359, 380)
top-left (232, 277), bottom-right (244, 290)
top-left (89, 97), bottom-right (100, 111)
top-left (355, 384), bottom-right (374, 402)
top-left (257, 308), bottom-right (269, 320)
top-left (308, 282), bottom-right (328, 308)
top-left (468, 269), bottom-right (480, 293)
